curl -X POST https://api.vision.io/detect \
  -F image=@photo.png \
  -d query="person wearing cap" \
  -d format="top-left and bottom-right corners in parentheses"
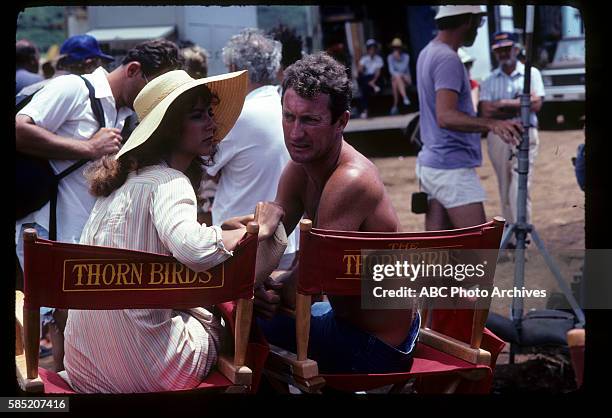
top-left (387, 37), bottom-right (412, 115)
top-left (415, 5), bottom-right (524, 232)
top-left (57, 34), bottom-right (115, 75)
top-left (458, 47), bottom-right (479, 112)
top-left (62, 69), bottom-right (284, 393)
top-left (479, 31), bottom-right (545, 238)
top-left (17, 34), bottom-right (115, 99)
top-left (357, 38), bottom-right (384, 118)
top-left (15, 39), bottom-right (184, 372)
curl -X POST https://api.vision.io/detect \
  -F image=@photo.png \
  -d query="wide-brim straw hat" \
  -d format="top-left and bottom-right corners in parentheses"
top-left (115, 69), bottom-right (248, 160)
top-left (390, 38), bottom-right (404, 48)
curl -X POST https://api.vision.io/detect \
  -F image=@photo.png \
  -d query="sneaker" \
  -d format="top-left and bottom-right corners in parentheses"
top-left (373, 85), bottom-right (381, 94)
top-left (360, 111), bottom-right (368, 119)
top-left (403, 96), bottom-right (411, 106)
top-left (390, 106), bottom-right (399, 115)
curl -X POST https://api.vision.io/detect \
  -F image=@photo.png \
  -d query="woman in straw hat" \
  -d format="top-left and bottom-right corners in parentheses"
top-left (387, 37), bottom-right (412, 115)
top-left (62, 69), bottom-right (283, 393)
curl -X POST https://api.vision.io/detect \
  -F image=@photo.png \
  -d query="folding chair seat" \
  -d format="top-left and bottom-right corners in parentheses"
top-left (15, 222), bottom-right (265, 395)
top-left (264, 217), bottom-right (506, 394)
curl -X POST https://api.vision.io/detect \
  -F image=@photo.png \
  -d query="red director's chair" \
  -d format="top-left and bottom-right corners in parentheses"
top-left (15, 222), bottom-right (269, 395)
top-left (264, 217), bottom-right (507, 394)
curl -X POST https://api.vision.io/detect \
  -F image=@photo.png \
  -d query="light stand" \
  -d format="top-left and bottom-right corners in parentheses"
top-left (497, 5), bottom-right (585, 363)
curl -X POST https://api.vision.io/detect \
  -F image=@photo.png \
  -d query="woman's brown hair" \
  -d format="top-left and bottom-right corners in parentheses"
top-left (85, 85), bottom-right (217, 198)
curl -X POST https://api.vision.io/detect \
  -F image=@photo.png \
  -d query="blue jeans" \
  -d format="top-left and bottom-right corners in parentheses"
top-left (258, 302), bottom-right (420, 374)
top-left (16, 223), bottom-right (55, 334)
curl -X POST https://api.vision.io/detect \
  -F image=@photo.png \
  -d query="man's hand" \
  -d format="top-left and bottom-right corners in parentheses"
top-left (253, 276), bottom-right (284, 320)
top-left (487, 119), bottom-right (523, 146)
top-left (221, 214), bottom-right (254, 230)
top-left (87, 127), bottom-right (122, 159)
top-left (255, 201), bottom-right (284, 241)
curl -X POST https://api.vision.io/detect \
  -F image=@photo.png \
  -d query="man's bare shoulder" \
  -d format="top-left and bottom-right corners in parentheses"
top-left (281, 160), bottom-right (307, 185)
top-left (326, 145), bottom-right (384, 201)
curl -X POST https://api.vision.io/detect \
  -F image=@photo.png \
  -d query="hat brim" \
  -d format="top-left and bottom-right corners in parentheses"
top-left (492, 41), bottom-right (515, 50)
top-left (98, 52), bottom-right (115, 62)
top-left (115, 70), bottom-right (248, 160)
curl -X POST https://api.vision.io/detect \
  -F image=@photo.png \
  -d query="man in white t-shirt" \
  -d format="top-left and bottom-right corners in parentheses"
top-left (209, 28), bottom-right (298, 269)
top-left (357, 39), bottom-right (384, 118)
top-left (15, 39), bottom-right (183, 371)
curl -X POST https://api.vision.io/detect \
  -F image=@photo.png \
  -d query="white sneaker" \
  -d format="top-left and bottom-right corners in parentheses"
top-left (403, 96), bottom-right (411, 106)
top-left (390, 106), bottom-right (399, 115)
top-left (373, 85), bottom-right (381, 93)
top-left (360, 111), bottom-right (368, 119)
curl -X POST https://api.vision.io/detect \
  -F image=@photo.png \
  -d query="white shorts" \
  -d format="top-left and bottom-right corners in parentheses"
top-left (415, 162), bottom-right (486, 209)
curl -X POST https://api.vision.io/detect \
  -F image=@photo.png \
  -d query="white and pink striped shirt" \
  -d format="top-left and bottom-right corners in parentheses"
top-left (64, 162), bottom-right (232, 393)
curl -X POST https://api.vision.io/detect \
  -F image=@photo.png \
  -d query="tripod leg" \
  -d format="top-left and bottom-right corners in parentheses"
top-left (530, 228), bottom-right (586, 327)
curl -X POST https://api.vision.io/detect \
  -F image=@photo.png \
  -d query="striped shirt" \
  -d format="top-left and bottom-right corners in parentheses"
top-left (64, 162), bottom-right (233, 393)
top-left (479, 61), bottom-right (545, 128)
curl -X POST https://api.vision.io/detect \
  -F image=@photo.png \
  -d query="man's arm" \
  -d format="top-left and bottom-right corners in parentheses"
top-left (16, 115), bottom-right (122, 160)
top-left (436, 89), bottom-right (523, 145)
top-left (253, 162), bottom-right (305, 315)
top-left (370, 68), bottom-right (382, 85)
top-left (479, 94), bottom-right (543, 118)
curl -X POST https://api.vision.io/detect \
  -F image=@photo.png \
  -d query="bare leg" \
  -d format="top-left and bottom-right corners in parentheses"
top-left (391, 76), bottom-right (399, 108)
top-left (446, 202), bottom-right (487, 229)
top-left (395, 75), bottom-right (408, 101)
top-left (425, 199), bottom-right (454, 231)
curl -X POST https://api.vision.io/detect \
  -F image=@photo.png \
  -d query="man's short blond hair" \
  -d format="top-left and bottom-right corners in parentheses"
top-left (181, 45), bottom-right (209, 79)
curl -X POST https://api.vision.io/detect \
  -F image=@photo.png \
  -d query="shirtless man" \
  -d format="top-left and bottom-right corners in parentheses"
top-left (254, 52), bottom-right (420, 374)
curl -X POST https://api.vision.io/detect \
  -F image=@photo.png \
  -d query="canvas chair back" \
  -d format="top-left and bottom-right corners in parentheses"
top-left (19, 223), bottom-right (259, 387)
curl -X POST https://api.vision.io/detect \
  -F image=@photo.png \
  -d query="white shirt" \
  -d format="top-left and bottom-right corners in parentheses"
top-left (64, 163), bottom-right (231, 393)
top-left (479, 61), bottom-right (545, 128)
top-left (206, 85), bottom-right (297, 254)
top-left (16, 67), bottom-right (134, 244)
top-left (359, 54), bottom-right (384, 76)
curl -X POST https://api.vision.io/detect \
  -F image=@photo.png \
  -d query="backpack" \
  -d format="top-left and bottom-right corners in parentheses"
top-left (15, 76), bottom-right (105, 241)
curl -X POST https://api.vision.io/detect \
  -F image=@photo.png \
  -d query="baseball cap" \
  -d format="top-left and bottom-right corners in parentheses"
top-left (59, 34), bottom-right (114, 64)
top-left (365, 39), bottom-right (378, 48)
top-left (491, 31), bottom-right (518, 50)
top-left (435, 5), bottom-right (486, 20)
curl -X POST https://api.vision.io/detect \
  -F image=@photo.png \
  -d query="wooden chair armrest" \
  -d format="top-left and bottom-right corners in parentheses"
top-left (418, 328), bottom-right (491, 366)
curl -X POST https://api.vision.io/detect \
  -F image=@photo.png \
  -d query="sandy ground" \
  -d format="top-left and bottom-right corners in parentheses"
top-left (371, 129), bottom-right (586, 316)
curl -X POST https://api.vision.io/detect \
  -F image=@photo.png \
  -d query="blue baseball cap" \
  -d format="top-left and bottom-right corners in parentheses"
top-left (59, 35), bottom-right (114, 64)
top-left (491, 31), bottom-right (518, 50)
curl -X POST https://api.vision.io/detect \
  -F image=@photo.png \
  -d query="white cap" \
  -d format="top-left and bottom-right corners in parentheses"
top-left (458, 47), bottom-right (475, 64)
top-left (435, 5), bottom-right (486, 20)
